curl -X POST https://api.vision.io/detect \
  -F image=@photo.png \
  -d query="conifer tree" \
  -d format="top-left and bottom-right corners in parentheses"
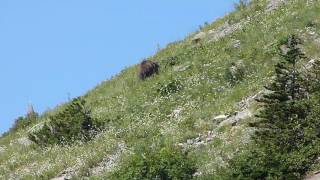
top-left (29, 97), bottom-right (97, 146)
top-left (226, 35), bottom-right (320, 179)
top-left (253, 35), bottom-right (308, 146)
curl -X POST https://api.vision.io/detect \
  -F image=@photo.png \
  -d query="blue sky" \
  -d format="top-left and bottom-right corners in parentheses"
top-left (0, 0), bottom-right (237, 134)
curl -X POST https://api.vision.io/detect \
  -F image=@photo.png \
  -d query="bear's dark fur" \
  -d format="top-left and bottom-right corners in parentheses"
top-left (139, 60), bottom-right (160, 80)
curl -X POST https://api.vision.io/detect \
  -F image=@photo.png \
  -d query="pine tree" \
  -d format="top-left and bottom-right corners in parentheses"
top-left (230, 35), bottom-right (320, 179)
top-left (253, 35), bottom-right (309, 147)
top-left (29, 97), bottom-right (98, 146)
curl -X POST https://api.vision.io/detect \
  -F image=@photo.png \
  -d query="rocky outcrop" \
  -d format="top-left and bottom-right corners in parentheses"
top-left (178, 90), bottom-right (268, 149)
top-left (305, 171), bottom-right (320, 180)
top-left (17, 137), bottom-right (33, 146)
top-left (51, 171), bottom-right (72, 180)
top-left (0, 145), bottom-right (6, 153)
top-left (208, 21), bottom-right (248, 43)
top-left (87, 142), bottom-right (126, 176)
top-left (191, 19), bottom-right (248, 45)
top-left (173, 64), bottom-right (191, 72)
top-left (266, 0), bottom-right (287, 12)
top-left (51, 142), bottom-right (126, 179)
top-left (178, 131), bottom-right (215, 148)
top-left (218, 109), bottom-right (252, 128)
top-left (237, 90), bottom-right (266, 110)
top-left (213, 114), bottom-right (229, 122)
top-left (192, 32), bottom-right (206, 44)
top-left (232, 39), bottom-right (241, 48)
top-left (304, 59), bottom-right (318, 70)
top-left (191, 0), bottom-right (290, 44)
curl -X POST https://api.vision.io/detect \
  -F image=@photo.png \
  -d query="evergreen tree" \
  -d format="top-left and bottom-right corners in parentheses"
top-left (29, 97), bottom-right (98, 146)
top-left (225, 35), bottom-right (320, 179)
top-left (253, 35), bottom-right (308, 147)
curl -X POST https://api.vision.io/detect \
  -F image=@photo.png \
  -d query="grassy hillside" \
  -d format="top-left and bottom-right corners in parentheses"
top-left (1, 0), bottom-right (320, 179)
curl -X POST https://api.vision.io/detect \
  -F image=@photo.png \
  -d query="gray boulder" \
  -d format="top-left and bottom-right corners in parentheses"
top-left (192, 32), bottom-right (206, 44)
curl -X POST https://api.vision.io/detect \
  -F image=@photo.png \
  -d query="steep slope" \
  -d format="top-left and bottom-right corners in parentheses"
top-left (1, 0), bottom-right (320, 179)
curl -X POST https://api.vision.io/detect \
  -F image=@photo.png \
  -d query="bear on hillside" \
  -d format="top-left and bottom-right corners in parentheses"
top-left (139, 60), bottom-right (160, 80)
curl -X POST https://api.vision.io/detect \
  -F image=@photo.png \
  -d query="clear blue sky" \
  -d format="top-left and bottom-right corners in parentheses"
top-left (0, 0), bottom-right (237, 134)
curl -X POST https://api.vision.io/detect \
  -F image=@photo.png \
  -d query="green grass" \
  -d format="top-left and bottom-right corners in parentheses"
top-left (1, 0), bottom-right (320, 179)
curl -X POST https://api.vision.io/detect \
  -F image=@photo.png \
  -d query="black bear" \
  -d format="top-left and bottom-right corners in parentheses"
top-left (139, 60), bottom-right (160, 80)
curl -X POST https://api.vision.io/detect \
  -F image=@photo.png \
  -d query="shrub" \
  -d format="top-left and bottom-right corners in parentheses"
top-left (224, 60), bottom-right (246, 85)
top-left (306, 21), bottom-right (317, 28)
top-left (165, 56), bottom-right (179, 67)
top-left (7, 110), bottom-right (39, 134)
top-left (29, 97), bottom-right (100, 146)
top-left (109, 144), bottom-right (196, 180)
top-left (157, 79), bottom-right (183, 96)
top-left (234, 0), bottom-right (250, 11)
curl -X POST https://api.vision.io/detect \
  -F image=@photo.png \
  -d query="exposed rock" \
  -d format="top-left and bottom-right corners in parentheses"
top-left (51, 157), bottom-right (85, 180)
top-left (179, 131), bottom-right (216, 149)
top-left (232, 39), bottom-right (241, 48)
top-left (52, 167), bottom-right (76, 180)
top-left (235, 109), bottom-right (252, 120)
top-left (187, 139), bottom-right (194, 145)
top-left (218, 109), bottom-right (252, 127)
top-left (305, 171), bottom-right (320, 180)
top-left (237, 90), bottom-right (270, 110)
top-left (305, 59), bottom-right (317, 70)
top-left (51, 175), bottom-right (71, 180)
top-left (193, 171), bottom-right (203, 177)
top-left (17, 137), bottom-right (33, 146)
top-left (208, 21), bottom-right (248, 43)
top-left (0, 146), bottom-right (6, 153)
top-left (280, 44), bottom-right (290, 55)
top-left (51, 173), bottom-right (72, 180)
top-left (171, 107), bottom-right (183, 119)
top-left (51, 142), bottom-right (125, 180)
top-left (179, 90), bottom-right (264, 149)
top-left (87, 142), bottom-right (126, 177)
top-left (266, 0), bottom-right (287, 12)
top-left (173, 64), bottom-right (191, 72)
top-left (8, 173), bottom-right (20, 180)
top-left (213, 114), bottom-right (229, 122)
top-left (192, 32), bottom-right (206, 44)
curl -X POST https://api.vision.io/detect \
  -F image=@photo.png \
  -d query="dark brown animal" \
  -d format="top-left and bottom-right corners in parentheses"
top-left (139, 60), bottom-right (160, 80)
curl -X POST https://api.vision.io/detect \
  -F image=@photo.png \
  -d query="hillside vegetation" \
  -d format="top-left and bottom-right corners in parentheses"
top-left (1, 0), bottom-right (320, 179)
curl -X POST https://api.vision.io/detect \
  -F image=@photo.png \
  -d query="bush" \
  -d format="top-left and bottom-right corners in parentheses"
top-left (29, 97), bottom-right (101, 146)
top-left (234, 0), bottom-right (250, 11)
top-left (6, 110), bottom-right (39, 134)
top-left (224, 60), bottom-right (246, 85)
top-left (165, 56), bottom-right (179, 67)
top-left (220, 136), bottom-right (320, 179)
top-left (110, 144), bottom-right (196, 180)
top-left (157, 79), bottom-right (183, 96)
